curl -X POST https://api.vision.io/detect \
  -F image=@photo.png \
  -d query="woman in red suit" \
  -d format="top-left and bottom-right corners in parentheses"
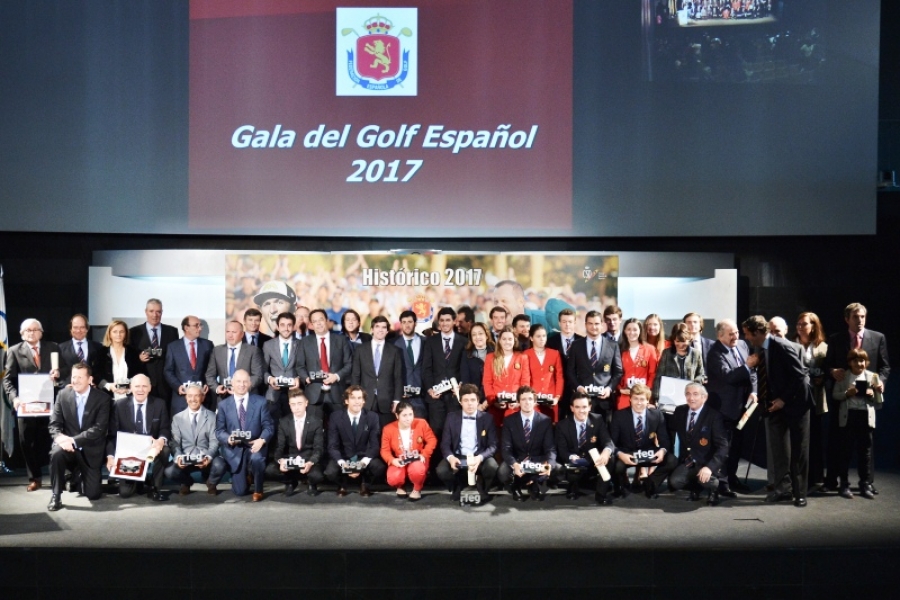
top-left (483, 327), bottom-right (531, 427)
top-left (617, 318), bottom-right (659, 410)
top-left (380, 401), bottom-right (437, 501)
top-left (524, 324), bottom-right (564, 423)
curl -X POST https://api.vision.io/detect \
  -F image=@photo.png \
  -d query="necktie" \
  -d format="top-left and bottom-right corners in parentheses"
top-left (76, 341), bottom-right (85, 361)
top-left (320, 338), bottom-right (330, 373)
top-left (443, 337), bottom-right (451, 361)
top-left (564, 337), bottom-right (572, 356)
top-left (31, 346), bottom-right (41, 369)
top-left (374, 344), bottom-right (382, 376)
top-left (635, 415), bottom-right (644, 445)
top-left (189, 341), bottom-right (197, 370)
top-left (577, 421), bottom-right (586, 447)
top-left (685, 411), bottom-right (697, 466)
top-left (251, 334), bottom-right (257, 347)
top-left (463, 415), bottom-right (476, 421)
top-left (406, 339), bottom-right (415, 366)
top-left (590, 341), bottom-right (598, 368)
top-left (191, 412), bottom-right (198, 438)
top-left (296, 420), bottom-right (303, 451)
top-left (688, 411), bottom-right (696, 435)
top-left (732, 348), bottom-right (742, 365)
top-left (757, 350), bottom-right (769, 404)
top-left (228, 347), bottom-right (237, 377)
top-left (238, 399), bottom-right (246, 430)
top-left (855, 334), bottom-right (862, 349)
top-left (352, 416), bottom-right (358, 436)
top-left (136, 403), bottom-right (145, 434)
top-left (523, 418), bottom-right (531, 446)
top-left (151, 328), bottom-right (159, 349)
top-left (282, 342), bottom-right (290, 367)
top-left (76, 394), bottom-right (86, 428)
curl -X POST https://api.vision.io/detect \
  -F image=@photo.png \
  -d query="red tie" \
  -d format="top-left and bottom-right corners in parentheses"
top-left (189, 341), bottom-right (197, 370)
top-left (320, 337), bottom-right (329, 373)
top-left (31, 346), bottom-right (41, 369)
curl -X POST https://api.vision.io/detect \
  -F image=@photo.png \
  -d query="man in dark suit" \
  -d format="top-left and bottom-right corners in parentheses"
top-left (165, 383), bottom-right (226, 496)
top-left (105, 373), bottom-right (171, 500)
top-left (556, 391), bottom-right (615, 505)
top-left (743, 315), bottom-right (813, 507)
top-left (498, 386), bottom-right (557, 501)
top-left (164, 315), bottom-right (214, 415)
top-left (684, 312), bottom-right (715, 371)
top-left (706, 318), bottom-right (757, 495)
top-left (47, 362), bottom-right (110, 510)
top-left (669, 382), bottom-right (729, 506)
top-left (57, 314), bottom-right (104, 386)
top-left (421, 306), bottom-right (467, 439)
top-left (242, 308), bottom-right (272, 348)
top-left (262, 312), bottom-right (302, 421)
top-left (394, 310), bottom-right (427, 420)
top-left (565, 310), bottom-right (623, 418)
top-left (206, 320), bottom-right (265, 402)
top-left (3, 318), bottom-right (60, 491)
top-left (435, 383), bottom-right (499, 502)
top-left (298, 308), bottom-right (352, 418)
top-left (609, 384), bottom-right (675, 499)
top-left (265, 389), bottom-right (325, 496)
top-left (324, 385), bottom-right (385, 496)
top-left (214, 369), bottom-right (274, 501)
top-left (823, 302), bottom-right (890, 491)
top-left (547, 308), bottom-right (583, 421)
top-left (129, 298), bottom-right (179, 403)
top-left (351, 316), bottom-right (403, 428)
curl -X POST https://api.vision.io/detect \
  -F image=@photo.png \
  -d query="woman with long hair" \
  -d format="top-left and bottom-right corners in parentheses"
top-left (795, 311), bottom-right (828, 491)
top-left (483, 327), bottom-right (531, 427)
top-left (460, 322), bottom-right (494, 409)
top-left (616, 318), bottom-right (659, 410)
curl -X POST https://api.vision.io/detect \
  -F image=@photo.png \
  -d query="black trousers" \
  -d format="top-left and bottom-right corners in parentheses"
top-left (50, 447), bottom-right (103, 500)
top-left (808, 411), bottom-right (826, 488)
top-left (17, 416), bottom-right (50, 481)
top-left (768, 410), bottom-right (810, 498)
top-left (721, 416), bottom-right (745, 484)
top-left (669, 462), bottom-right (719, 493)
top-left (838, 410), bottom-right (873, 488)
top-left (265, 461), bottom-right (325, 486)
top-left (435, 456), bottom-right (499, 494)
top-left (426, 392), bottom-right (460, 441)
top-left (324, 457), bottom-right (387, 487)
top-left (164, 456), bottom-right (227, 487)
top-left (559, 462), bottom-right (612, 496)
top-left (496, 462), bottom-right (553, 493)
top-left (614, 452), bottom-right (677, 491)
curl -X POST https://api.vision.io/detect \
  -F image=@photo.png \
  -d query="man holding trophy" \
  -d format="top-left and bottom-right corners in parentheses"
top-left (497, 386), bottom-right (557, 501)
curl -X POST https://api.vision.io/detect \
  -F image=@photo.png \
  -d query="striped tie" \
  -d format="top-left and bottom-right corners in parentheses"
top-left (523, 418), bottom-right (531, 446)
top-left (443, 338), bottom-right (451, 361)
top-left (590, 341), bottom-right (598, 368)
top-left (635, 415), bottom-right (643, 445)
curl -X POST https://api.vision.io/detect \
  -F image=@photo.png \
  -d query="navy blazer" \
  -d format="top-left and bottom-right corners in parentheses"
top-left (106, 395), bottom-right (172, 457)
top-left (762, 336), bottom-right (813, 420)
top-left (671, 404), bottom-right (728, 474)
top-left (501, 411), bottom-right (556, 466)
top-left (609, 407), bottom-right (670, 454)
top-left (327, 408), bottom-right (381, 462)
top-left (57, 339), bottom-right (105, 386)
top-left (393, 334), bottom-right (425, 392)
top-left (49, 387), bottom-right (110, 462)
top-left (164, 337), bottom-right (214, 401)
top-left (706, 340), bottom-right (756, 421)
top-left (273, 414), bottom-right (325, 464)
top-left (556, 413), bottom-right (613, 461)
top-left (421, 332), bottom-right (467, 392)
top-left (565, 336), bottom-right (624, 392)
top-left (824, 329), bottom-right (890, 382)
top-left (214, 394), bottom-right (275, 471)
top-left (440, 410), bottom-right (497, 460)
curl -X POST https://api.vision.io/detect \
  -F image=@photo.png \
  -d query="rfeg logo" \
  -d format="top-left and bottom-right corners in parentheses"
top-left (336, 8), bottom-right (417, 96)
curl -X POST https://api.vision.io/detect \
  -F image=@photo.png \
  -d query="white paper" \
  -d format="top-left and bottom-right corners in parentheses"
top-left (111, 432), bottom-right (155, 482)
top-left (657, 376), bottom-right (692, 411)
top-left (16, 374), bottom-right (55, 417)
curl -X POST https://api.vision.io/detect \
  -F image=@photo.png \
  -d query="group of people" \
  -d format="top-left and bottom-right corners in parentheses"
top-left (1, 297), bottom-right (888, 511)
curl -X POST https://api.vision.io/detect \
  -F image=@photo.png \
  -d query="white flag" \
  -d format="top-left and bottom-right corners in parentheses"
top-left (0, 265), bottom-right (14, 458)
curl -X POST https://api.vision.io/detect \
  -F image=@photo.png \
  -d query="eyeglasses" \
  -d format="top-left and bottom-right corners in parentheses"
top-left (23, 328), bottom-right (41, 333)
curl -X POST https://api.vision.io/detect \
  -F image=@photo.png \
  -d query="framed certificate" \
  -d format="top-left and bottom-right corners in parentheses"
top-left (111, 432), bottom-right (155, 482)
top-left (16, 373), bottom-right (55, 417)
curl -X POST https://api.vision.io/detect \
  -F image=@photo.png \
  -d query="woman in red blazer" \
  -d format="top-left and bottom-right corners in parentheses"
top-left (483, 327), bottom-right (531, 427)
top-left (524, 324), bottom-right (564, 423)
top-left (380, 401), bottom-right (437, 501)
top-left (617, 318), bottom-right (659, 410)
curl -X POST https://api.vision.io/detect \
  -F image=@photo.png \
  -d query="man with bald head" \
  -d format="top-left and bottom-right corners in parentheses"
top-left (106, 374), bottom-right (171, 500)
top-left (768, 317), bottom-right (789, 339)
top-left (130, 298), bottom-right (179, 402)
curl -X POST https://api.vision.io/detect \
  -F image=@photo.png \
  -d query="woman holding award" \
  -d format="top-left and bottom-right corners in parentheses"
top-left (99, 320), bottom-right (146, 400)
top-left (652, 323), bottom-right (705, 401)
top-left (524, 324), bottom-right (563, 422)
top-left (483, 328), bottom-right (531, 427)
top-left (460, 322), bottom-right (494, 408)
top-left (380, 401), bottom-right (437, 501)
top-left (616, 318), bottom-right (659, 409)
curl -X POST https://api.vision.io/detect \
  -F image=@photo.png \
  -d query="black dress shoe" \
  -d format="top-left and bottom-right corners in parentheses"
top-left (717, 486), bottom-right (737, 499)
top-left (706, 491), bottom-right (720, 506)
top-left (729, 480), bottom-right (752, 494)
top-left (839, 486), bottom-right (854, 499)
top-left (307, 484), bottom-right (320, 497)
top-left (860, 484), bottom-right (875, 500)
top-left (687, 490), bottom-right (701, 502)
top-left (359, 483), bottom-right (372, 497)
top-left (510, 487), bottom-right (526, 502)
top-left (643, 479), bottom-right (659, 499)
top-left (871, 484), bottom-right (879, 495)
top-left (148, 488), bottom-right (166, 502)
top-left (595, 493), bottom-right (612, 506)
top-left (794, 497), bottom-right (808, 507)
top-left (764, 491), bottom-right (791, 503)
top-left (47, 495), bottom-right (62, 511)
top-left (284, 483), bottom-right (296, 497)
top-left (337, 487), bottom-right (348, 497)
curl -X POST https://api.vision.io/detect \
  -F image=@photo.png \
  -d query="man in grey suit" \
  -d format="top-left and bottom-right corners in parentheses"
top-left (165, 384), bottom-right (226, 495)
top-left (206, 320), bottom-right (265, 403)
top-left (262, 312), bottom-right (302, 421)
top-left (298, 308), bottom-right (352, 418)
top-left (351, 316), bottom-right (404, 428)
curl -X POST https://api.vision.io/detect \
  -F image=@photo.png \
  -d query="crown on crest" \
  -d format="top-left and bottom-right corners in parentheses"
top-left (364, 14), bottom-right (393, 34)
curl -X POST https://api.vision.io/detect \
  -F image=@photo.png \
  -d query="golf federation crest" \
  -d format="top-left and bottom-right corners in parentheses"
top-left (336, 8), bottom-right (417, 96)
